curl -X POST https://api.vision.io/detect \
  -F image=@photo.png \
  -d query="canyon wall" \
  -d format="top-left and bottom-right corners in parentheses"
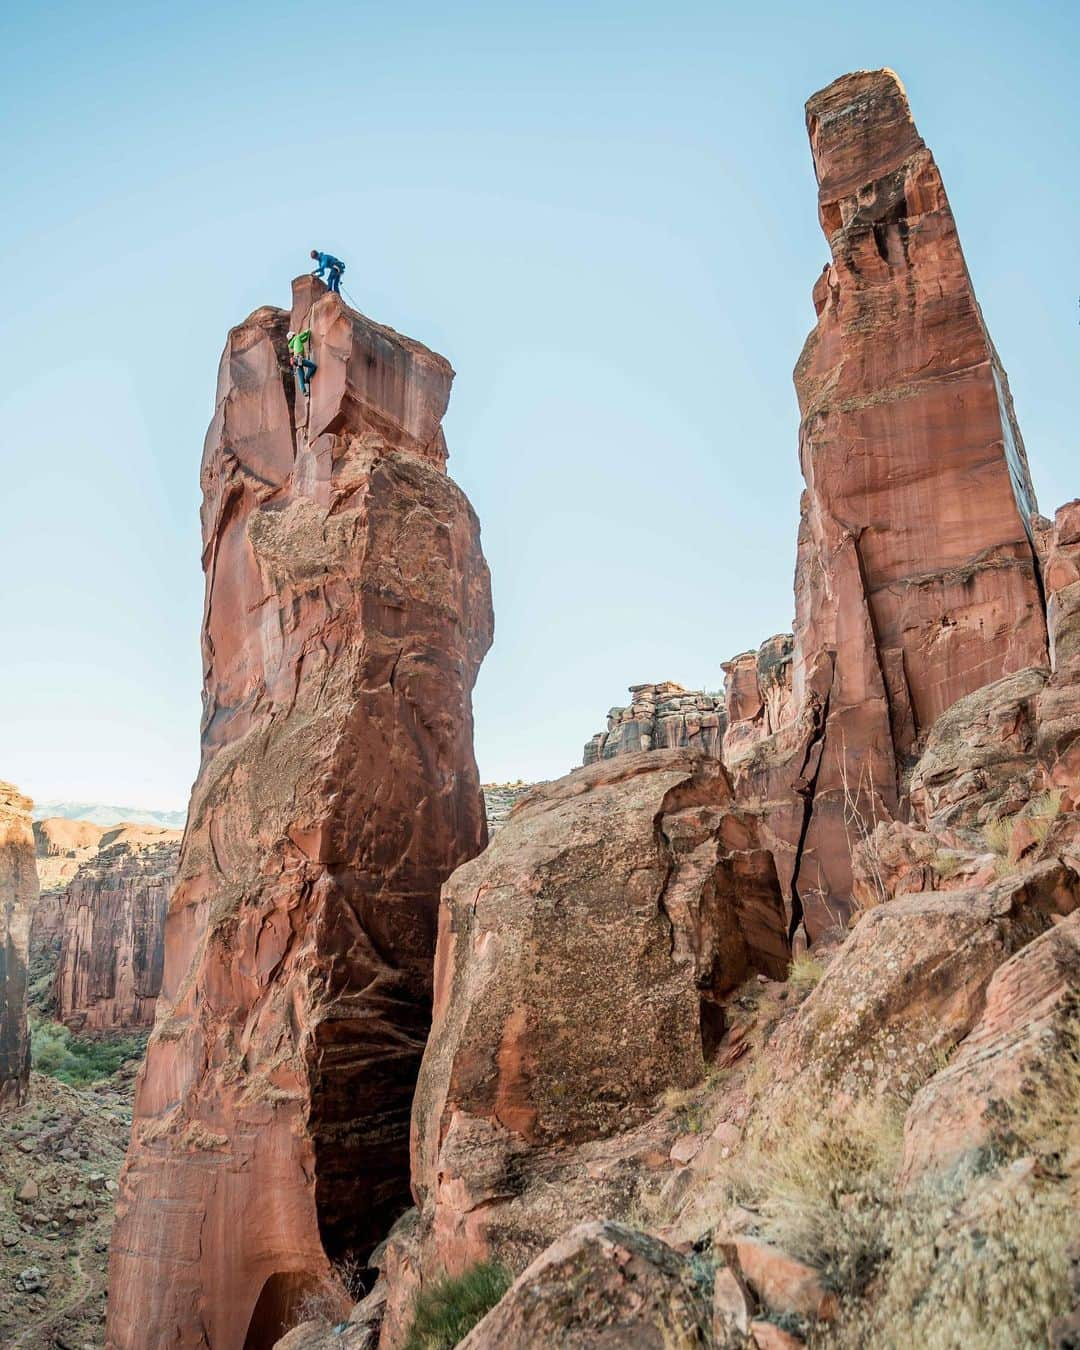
top-left (583, 683), bottom-right (726, 764)
top-left (107, 276), bottom-right (493, 1350)
top-left (0, 783), bottom-right (37, 1108)
top-left (55, 836), bottom-right (180, 1032)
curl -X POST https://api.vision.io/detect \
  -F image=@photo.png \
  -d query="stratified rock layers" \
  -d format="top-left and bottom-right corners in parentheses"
top-left (56, 838), bottom-right (180, 1031)
top-left (107, 278), bottom-right (492, 1350)
top-left (0, 783), bottom-right (37, 1108)
top-left (759, 70), bottom-right (1047, 933)
top-left (583, 683), bottom-right (726, 764)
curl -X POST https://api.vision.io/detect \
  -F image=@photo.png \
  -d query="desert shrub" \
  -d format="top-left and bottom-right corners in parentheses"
top-left (1024, 789), bottom-right (1064, 844)
top-left (30, 1018), bottom-right (148, 1086)
top-left (404, 1261), bottom-right (512, 1350)
top-left (931, 850), bottom-right (964, 880)
top-left (787, 952), bottom-right (825, 997)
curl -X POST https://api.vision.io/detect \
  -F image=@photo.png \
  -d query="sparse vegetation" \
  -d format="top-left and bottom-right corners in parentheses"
top-left (1024, 789), bottom-right (1064, 844)
top-left (982, 813), bottom-right (1014, 859)
top-left (403, 1261), bottom-right (513, 1350)
top-left (787, 951), bottom-right (826, 997)
top-left (30, 1018), bottom-right (148, 1086)
top-left (931, 849), bottom-right (964, 880)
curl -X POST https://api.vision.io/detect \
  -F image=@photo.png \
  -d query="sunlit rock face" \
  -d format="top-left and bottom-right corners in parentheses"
top-left (106, 277), bottom-right (493, 1350)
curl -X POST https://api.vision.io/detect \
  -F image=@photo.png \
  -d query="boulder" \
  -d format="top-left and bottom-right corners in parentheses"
top-left (458, 1222), bottom-right (711, 1349)
top-left (900, 912), bottom-right (1080, 1183)
top-left (768, 862), bottom-right (1078, 1107)
top-left (106, 279), bottom-right (493, 1350)
top-left (0, 783), bottom-right (36, 1109)
top-left (409, 749), bottom-right (788, 1290)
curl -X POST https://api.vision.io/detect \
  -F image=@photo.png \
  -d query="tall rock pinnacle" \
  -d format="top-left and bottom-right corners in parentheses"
top-left (0, 782), bottom-right (36, 1109)
top-left (727, 70), bottom-right (1048, 937)
top-left (107, 277), bottom-right (493, 1349)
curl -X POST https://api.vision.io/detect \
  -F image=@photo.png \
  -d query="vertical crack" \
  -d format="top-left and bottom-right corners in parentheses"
top-left (788, 676), bottom-right (832, 945)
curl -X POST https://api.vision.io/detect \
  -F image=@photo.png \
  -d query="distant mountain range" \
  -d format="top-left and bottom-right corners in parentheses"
top-left (32, 801), bottom-right (187, 829)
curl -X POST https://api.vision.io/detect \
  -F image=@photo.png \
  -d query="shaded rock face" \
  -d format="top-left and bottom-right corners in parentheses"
top-left (107, 278), bottom-right (492, 1350)
top-left (389, 751), bottom-right (787, 1338)
top-left (55, 837), bottom-right (180, 1031)
top-left (1038, 499), bottom-right (1080, 799)
top-left (0, 783), bottom-right (37, 1109)
top-left (721, 635), bottom-right (795, 765)
top-left (583, 683), bottom-right (726, 765)
top-left (734, 70), bottom-right (1047, 938)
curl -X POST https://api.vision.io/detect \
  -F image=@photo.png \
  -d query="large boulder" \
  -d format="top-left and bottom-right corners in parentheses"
top-left (459, 1222), bottom-right (711, 1350)
top-left (106, 279), bottom-right (493, 1350)
top-left (388, 751), bottom-right (787, 1340)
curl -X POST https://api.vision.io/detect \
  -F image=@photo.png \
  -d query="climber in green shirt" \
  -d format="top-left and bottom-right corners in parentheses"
top-left (287, 329), bottom-right (316, 396)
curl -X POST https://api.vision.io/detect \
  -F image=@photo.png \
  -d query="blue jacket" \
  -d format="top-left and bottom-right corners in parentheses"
top-left (313, 252), bottom-right (345, 273)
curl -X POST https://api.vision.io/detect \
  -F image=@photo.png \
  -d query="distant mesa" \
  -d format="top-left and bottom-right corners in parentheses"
top-left (32, 801), bottom-right (187, 830)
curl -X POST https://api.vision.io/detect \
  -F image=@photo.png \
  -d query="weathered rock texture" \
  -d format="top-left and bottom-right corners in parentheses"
top-left (1038, 499), bottom-right (1080, 800)
top-left (107, 276), bottom-right (492, 1350)
top-left (731, 69), bottom-right (1047, 937)
top-left (0, 783), bottom-right (37, 1109)
top-left (55, 835), bottom-right (180, 1031)
top-left (721, 635), bottom-right (795, 765)
top-left (380, 750), bottom-right (787, 1342)
top-left (460, 1221), bottom-right (711, 1350)
top-left (583, 683), bottom-right (725, 765)
top-left (32, 818), bottom-right (107, 956)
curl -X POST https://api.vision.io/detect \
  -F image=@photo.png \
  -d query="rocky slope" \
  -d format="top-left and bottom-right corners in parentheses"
top-left (106, 276), bottom-right (493, 1350)
top-left (0, 785), bottom-right (38, 1110)
top-left (55, 835), bottom-right (181, 1032)
top-left (0, 1069), bottom-right (134, 1349)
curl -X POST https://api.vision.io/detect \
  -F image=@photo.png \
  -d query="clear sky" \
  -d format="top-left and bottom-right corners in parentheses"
top-left (1, 0), bottom-right (1077, 811)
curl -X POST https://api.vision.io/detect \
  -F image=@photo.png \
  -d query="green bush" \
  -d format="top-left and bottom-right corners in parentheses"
top-left (30, 1018), bottom-right (148, 1086)
top-left (404, 1261), bottom-right (512, 1350)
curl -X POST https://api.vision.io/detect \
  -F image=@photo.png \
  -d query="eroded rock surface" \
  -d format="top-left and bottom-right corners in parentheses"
top-left (106, 278), bottom-right (492, 1350)
top-left (55, 836), bottom-right (180, 1032)
top-left (379, 750), bottom-right (787, 1342)
top-left (0, 784), bottom-right (37, 1110)
top-left (583, 683), bottom-right (725, 765)
top-left (729, 70), bottom-right (1048, 939)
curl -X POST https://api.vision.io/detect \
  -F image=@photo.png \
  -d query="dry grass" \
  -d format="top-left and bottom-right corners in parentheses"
top-left (931, 850), bottom-right (964, 880)
top-left (982, 814), bottom-right (1014, 858)
top-left (1024, 789), bottom-right (1065, 845)
top-left (788, 952), bottom-right (827, 998)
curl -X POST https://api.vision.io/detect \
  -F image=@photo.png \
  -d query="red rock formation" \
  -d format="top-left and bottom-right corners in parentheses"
top-left (388, 750), bottom-right (787, 1341)
top-left (107, 277), bottom-right (492, 1350)
top-left (1038, 499), bottom-right (1080, 800)
top-left (721, 635), bottom-right (795, 764)
top-left (733, 70), bottom-right (1047, 937)
top-left (899, 911), bottom-right (1080, 1183)
top-left (32, 818), bottom-right (107, 957)
top-left (55, 835), bottom-right (180, 1031)
top-left (583, 683), bottom-right (726, 764)
top-left (0, 783), bottom-right (37, 1108)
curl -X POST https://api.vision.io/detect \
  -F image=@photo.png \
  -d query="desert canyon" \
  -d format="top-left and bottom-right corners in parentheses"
top-left (0, 67), bottom-right (1076, 1350)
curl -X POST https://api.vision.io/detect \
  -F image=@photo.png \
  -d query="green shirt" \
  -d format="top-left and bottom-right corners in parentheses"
top-left (288, 330), bottom-right (311, 358)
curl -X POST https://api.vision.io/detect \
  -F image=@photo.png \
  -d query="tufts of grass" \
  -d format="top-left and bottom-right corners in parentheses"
top-left (932, 850), bottom-right (965, 881)
top-left (787, 952), bottom-right (826, 998)
top-left (982, 814), bottom-right (1014, 858)
top-left (404, 1261), bottom-right (513, 1350)
top-left (1024, 789), bottom-right (1065, 845)
top-left (30, 1018), bottom-right (148, 1086)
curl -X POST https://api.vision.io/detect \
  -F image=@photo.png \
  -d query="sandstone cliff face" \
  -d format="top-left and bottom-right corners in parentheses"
top-left (731, 70), bottom-right (1048, 938)
top-left (55, 836), bottom-right (180, 1032)
top-left (0, 784), bottom-right (37, 1109)
top-left (107, 277), bottom-right (493, 1350)
top-left (583, 683), bottom-right (726, 765)
top-left (32, 818), bottom-right (106, 956)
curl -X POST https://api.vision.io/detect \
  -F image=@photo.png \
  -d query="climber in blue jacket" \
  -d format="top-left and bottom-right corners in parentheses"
top-left (310, 250), bottom-right (345, 294)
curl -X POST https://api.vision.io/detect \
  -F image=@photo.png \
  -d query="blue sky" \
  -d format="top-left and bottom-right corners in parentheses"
top-left (1, 0), bottom-right (1077, 809)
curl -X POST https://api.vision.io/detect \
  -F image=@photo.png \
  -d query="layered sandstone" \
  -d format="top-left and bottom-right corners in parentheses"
top-left (0, 783), bottom-right (37, 1108)
top-left (32, 817), bottom-right (107, 955)
top-left (730, 69), bottom-right (1047, 936)
top-left (55, 835), bottom-right (180, 1031)
top-left (107, 277), bottom-right (492, 1350)
top-left (583, 683), bottom-right (725, 764)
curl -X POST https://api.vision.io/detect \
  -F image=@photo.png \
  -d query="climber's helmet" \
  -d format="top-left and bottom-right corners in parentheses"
top-left (287, 331), bottom-right (296, 340)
